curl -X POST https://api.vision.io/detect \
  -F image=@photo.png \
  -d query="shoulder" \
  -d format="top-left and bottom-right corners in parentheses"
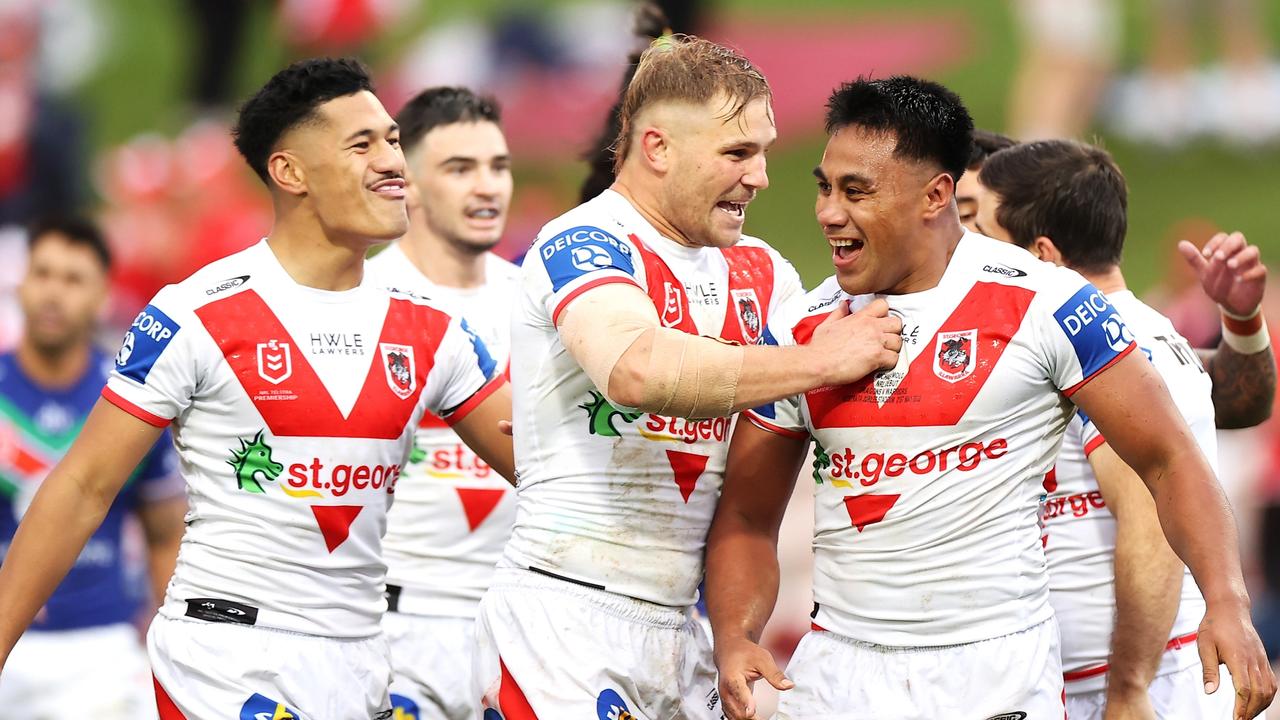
top-left (484, 252), bottom-right (523, 283)
top-left (156, 243), bottom-right (267, 314)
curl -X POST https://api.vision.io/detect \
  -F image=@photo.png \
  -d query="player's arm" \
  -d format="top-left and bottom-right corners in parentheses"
top-left (136, 495), bottom-right (185, 608)
top-left (1087, 439), bottom-right (1182, 718)
top-left (1178, 231), bottom-right (1274, 430)
top-left (0, 400), bottom-right (164, 668)
top-left (705, 419), bottom-right (807, 720)
top-left (450, 382), bottom-right (515, 486)
top-left (558, 283), bottom-right (900, 419)
top-left (1071, 353), bottom-right (1276, 717)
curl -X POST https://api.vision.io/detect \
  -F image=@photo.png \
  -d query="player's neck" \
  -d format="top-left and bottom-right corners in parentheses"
top-left (265, 219), bottom-right (368, 292)
top-left (888, 225), bottom-right (964, 295)
top-left (401, 223), bottom-right (487, 289)
top-left (610, 179), bottom-right (697, 248)
top-left (15, 338), bottom-right (90, 389)
top-left (1078, 265), bottom-right (1127, 295)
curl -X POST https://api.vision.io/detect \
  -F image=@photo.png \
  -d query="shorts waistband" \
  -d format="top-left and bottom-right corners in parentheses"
top-left (490, 567), bottom-right (690, 629)
top-left (808, 616), bottom-right (1053, 652)
top-left (1064, 631), bottom-right (1198, 683)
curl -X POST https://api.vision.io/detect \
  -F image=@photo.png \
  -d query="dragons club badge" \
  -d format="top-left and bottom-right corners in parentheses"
top-left (730, 288), bottom-right (763, 344)
top-left (379, 343), bottom-right (416, 399)
top-left (933, 329), bottom-right (977, 383)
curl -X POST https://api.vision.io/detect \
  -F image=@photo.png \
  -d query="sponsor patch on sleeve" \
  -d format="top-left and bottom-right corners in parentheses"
top-left (460, 317), bottom-right (498, 379)
top-left (1053, 285), bottom-right (1134, 379)
top-left (540, 225), bottom-right (636, 292)
top-left (115, 304), bottom-right (180, 383)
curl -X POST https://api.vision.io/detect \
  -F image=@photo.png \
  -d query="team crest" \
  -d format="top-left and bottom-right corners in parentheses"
top-left (731, 288), bottom-right (763, 344)
top-left (256, 339), bottom-right (292, 385)
top-left (933, 329), bottom-right (977, 383)
top-left (661, 281), bottom-right (684, 327)
top-left (380, 343), bottom-right (416, 399)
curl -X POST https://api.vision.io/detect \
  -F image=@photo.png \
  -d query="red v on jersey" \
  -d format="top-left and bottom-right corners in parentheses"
top-left (311, 505), bottom-right (363, 552)
top-left (456, 487), bottom-right (506, 531)
top-left (843, 494), bottom-right (901, 532)
top-left (196, 291), bottom-right (449, 439)
top-left (798, 282), bottom-right (1035, 428)
top-left (666, 449), bottom-right (709, 503)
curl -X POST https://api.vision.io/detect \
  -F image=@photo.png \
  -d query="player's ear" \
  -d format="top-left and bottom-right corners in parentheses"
top-left (922, 172), bottom-right (955, 219)
top-left (641, 127), bottom-right (671, 174)
top-left (268, 151), bottom-right (307, 197)
top-left (1033, 236), bottom-right (1065, 266)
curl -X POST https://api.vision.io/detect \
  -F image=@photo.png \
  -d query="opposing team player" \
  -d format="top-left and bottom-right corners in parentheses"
top-left (0, 217), bottom-right (183, 720)
top-left (706, 76), bottom-right (1275, 719)
top-left (473, 36), bottom-right (902, 719)
top-left (955, 128), bottom-right (1014, 232)
top-left (0, 58), bottom-right (515, 719)
top-left (365, 86), bottom-right (519, 720)
top-left (976, 139), bottom-right (1275, 719)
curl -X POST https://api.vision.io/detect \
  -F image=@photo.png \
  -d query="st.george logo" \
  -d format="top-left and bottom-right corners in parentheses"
top-left (731, 288), bottom-right (763, 344)
top-left (933, 329), bottom-right (977, 383)
top-left (380, 343), bottom-right (416, 399)
top-left (256, 339), bottom-right (292, 384)
top-left (228, 430), bottom-right (283, 493)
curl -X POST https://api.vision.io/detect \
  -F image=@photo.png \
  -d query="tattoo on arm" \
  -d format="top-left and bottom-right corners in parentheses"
top-left (1205, 345), bottom-right (1276, 429)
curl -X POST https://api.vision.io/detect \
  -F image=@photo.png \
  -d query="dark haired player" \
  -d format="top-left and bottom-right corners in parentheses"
top-left (978, 139), bottom-right (1275, 719)
top-left (0, 58), bottom-right (515, 718)
top-left (955, 128), bottom-right (1015, 232)
top-left (365, 86), bottom-right (518, 720)
top-left (0, 217), bottom-right (182, 720)
top-left (706, 76), bottom-right (1273, 719)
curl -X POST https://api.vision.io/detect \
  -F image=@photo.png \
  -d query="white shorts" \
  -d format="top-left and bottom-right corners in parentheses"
top-left (384, 611), bottom-right (475, 720)
top-left (147, 614), bottom-right (393, 719)
top-left (0, 623), bottom-right (154, 720)
top-left (1065, 658), bottom-right (1265, 720)
top-left (473, 567), bottom-right (721, 719)
top-left (776, 618), bottom-right (1064, 719)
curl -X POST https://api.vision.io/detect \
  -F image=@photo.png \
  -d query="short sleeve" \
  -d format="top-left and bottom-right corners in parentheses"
top-left (1074, 408), bottom-right (1106, 457)
top-left (1037, 273), bottom-right (1137, 396)
top-left (528, 225), bottom-right (644, 324)
top-left (103, 290), bottom-right (198, 427)
top-left (133, 430), bottom-right (185, 503)
top-left (743, 309), bottom-right (807, 439)
top-left (422, 315), bottom-right (504, 426)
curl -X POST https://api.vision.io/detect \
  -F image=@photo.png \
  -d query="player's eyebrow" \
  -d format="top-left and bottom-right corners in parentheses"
top-left (439, 153), bottom-right (512, 166)
top-left (343, 123), bottom-right (399, 144)
top-left (813, 167), bottom-right (873, 188)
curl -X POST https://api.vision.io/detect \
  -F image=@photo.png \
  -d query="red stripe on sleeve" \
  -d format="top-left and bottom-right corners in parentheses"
top-left (102, 387), bottom-right (172, 428)
top-left (1083, 434), bottom-right (1106, 457)
top-left (551, 276), bottom-right (643, 326)
top-left (744, 410), bottom-right (808, 440)
top-left (1063, 342), bottom-right (1136, 398)
top-left (444, 376), bottom-right (507, 427)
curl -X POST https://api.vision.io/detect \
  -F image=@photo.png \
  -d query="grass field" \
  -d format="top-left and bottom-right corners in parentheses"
top-left (79, 0), bottom-right (1280, 291)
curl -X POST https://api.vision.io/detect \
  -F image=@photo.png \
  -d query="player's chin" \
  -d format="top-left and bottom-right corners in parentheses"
top-left (834, 266), bottom-right (871, 295)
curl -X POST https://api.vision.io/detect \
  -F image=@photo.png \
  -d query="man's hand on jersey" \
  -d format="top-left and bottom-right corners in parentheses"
top-left (807, 298), bottom-right (902, 386)
top-left (715, 637), bottom-right (793, 719)
top-left (1178, 232), bottom-right (1267, 317)
top-left (1196, 598), bottom-right (1276, 719)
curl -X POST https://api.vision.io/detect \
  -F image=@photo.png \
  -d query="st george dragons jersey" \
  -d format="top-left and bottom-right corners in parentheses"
top-left (747, 232), bottom-right (1137, 647)
top-left (367, 243), bottom-right (517, 616)
top-left (504, 189), bottom-right (803, 607)
top-left (1044, 290), bottom-right (1212, 692)
top-left (103, 240), bottom-right (501, 638)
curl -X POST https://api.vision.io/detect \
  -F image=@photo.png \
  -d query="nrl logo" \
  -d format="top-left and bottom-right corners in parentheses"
top-left (933, 329), bottom-right (977, 383)
top-left (380, 342), bottom-right (416, 400)
top-left (256, 339), bottom-right (292, 384)
top-left (660, 281), bottom-right (684, 328)
top-left (731, 288), bottom-right (763, 344)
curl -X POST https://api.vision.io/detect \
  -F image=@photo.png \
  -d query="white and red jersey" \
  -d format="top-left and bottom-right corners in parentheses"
top-left (504, 189), bottom-right (803, 607)
top-left (104, 240), bottom-right (502, 638)
top-left (1043, 290), bottom-right (1212, 693)
top-left (747, 232), bottom-right (1138, 647)
top-left (367, 243), bottom-right (519, 616)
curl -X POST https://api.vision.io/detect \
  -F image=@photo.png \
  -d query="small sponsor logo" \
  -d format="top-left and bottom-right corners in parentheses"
top-left (933, 329), bottom-right (977, 383)
top-left (115, 305), bottom-right (180, 382)
top-left (227, 430), bottom-right (283, 494)
top-left (309, 332), bottom-right (364, 356)
top-left (205, 274), bottom-right (250, 295)
top-left (808, 289), bottom-right (844, 312)
top-left (541, 225), bottom-right (635, 292)
top-left (982, 263), bottom-right (1027, 278)
top-left (389, 693), bottom-right (419, 720)
top-left (380, 343), bottom-right (416, 399)
top-left (238, 692), bottom-right (298, 720)
top-left (571, 244), bottom-right (615, 272)
top-left (1102, 314), bottom-right (1134, 353)
top-left (731, 288), bottom-right (763, 344)
top-left (985, 713), bottom-right (1028, 720)
top-left (596, 689), bottom-right (635, 720)
top-left (186, 597), bottom-right (259, 626)
top-left (256, 339), bottom-right (292, 385)
top-left (661, 281), bottom-right (684, 327)
top-left (115, 331), bottom-right (135, 365)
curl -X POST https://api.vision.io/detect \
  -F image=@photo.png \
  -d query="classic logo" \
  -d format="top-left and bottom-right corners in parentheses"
top-left (227, 430), bottom-right (283, 494)
top-left (206, 274), bottom-right (250, 295)
top-left (731, 288), bottom-right (763, 344)
top-left (661, 282), bottom-right (684, 327)
top-left (933, 329), bottom-right (977, 383)
top-left (380, 343), bottom-right (416, 399)
top-left (256, 339), bottom-right (292, 385)
top-left (982, 263), bottom-right (1027, 278)
top-left (985, 713), bottom-right (1027, 720)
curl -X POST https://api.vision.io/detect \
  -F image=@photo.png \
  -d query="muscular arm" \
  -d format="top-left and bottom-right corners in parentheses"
top-left (0, 399), bottom-right (164, 667)
top-left (1072, 351), bottom-right (1275, 716)
top-left (137, 496), bottom-right (186, 607)
top-left (1087, 441), bottom-right (1182, 709)
top-left (1198, 344), bottom-right (1276, 429)
top-left (451, 382), bottom-right (516, 486)
top-left (705, 420), bottom-right (808, 719)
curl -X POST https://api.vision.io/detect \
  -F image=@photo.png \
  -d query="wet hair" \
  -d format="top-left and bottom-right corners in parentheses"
top-left (978, 139), bottom-right (1127, 272)
top-left (967, 129), bottom-right (1016, 170)
top-left (232, 57), bottom-right (375, 184)
top-left (613, 33), bottom-right (770, 174)
top-left (396, 86), bottom-right (503, 156)
top-left (824, 75), bottom-right (974, 183)
top-left (27, 215), bottom-right (111, 270)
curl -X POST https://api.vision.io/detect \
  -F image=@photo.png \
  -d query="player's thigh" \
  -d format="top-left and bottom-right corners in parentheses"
top-left (385, 612), bottom-right (474, 720)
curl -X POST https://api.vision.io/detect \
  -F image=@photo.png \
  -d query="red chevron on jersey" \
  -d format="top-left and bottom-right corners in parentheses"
top-left (456, 487), bottom-right (507, 531)
top-left (630, 235), bottom-right (696, 332)
top-left (666, 449), bottom-right (709, 503)
top-left (196, 291), bottom-right (449, 439)
top-left (720, 245), bottom-right (775, 345)
top-left (843, 494), bottom-right (900, 532)
top-left (310, 505), bottom-right (364, 552)
top-left (797, 282), bottom-right (1035, 428)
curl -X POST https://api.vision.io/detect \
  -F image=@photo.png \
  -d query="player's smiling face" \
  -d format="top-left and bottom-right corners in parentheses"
top-left (815, 126), bottom-right (942, 295)
top-left (659, 93), bottom-right (774, 249)
top-left (407, 120), bottom-right (512, 254)
top-left (281, 91), bottom-right (408, 245)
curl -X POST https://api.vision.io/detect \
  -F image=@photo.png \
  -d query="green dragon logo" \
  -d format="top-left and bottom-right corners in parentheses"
top-left (228, 430), bottom-right (284, 493)
top-left (811, 439), bottom-right (831, 485)
top-left (579, 390), bottom-right (642, 437)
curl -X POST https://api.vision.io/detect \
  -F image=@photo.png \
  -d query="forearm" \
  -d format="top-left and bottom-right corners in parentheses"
top-left (1108, 515), bottom-right (1183, 694)
top-left (1205, 343), bottom-right (1276, 429)
top-left (705, 515), bottom-right (782, 646)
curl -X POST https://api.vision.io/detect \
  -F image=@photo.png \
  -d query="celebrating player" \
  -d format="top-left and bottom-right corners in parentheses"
top-left (0, 217), bottom-right (183, 720)
top-left (706, 76), bottom-right (1274, 719)
top-left (0, 58), bottom-right (514, 719)
top-left (365, 86), bottom-right (519, 720)
top-left (977, 139), bottom-right (1275, 719)
top-left (472, 35), bottom-right (901, 719)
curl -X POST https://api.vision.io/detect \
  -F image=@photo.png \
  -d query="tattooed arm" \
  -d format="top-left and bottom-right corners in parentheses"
top-left (1198, 344), bottom-right (1276, 429)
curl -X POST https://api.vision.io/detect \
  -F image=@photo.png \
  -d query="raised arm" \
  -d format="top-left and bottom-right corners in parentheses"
top-left (0, 400), bottom-right (165, 668)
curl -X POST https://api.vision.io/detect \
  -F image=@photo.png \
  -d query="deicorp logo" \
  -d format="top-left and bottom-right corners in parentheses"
top-left (540, 225), bottom-right (635, 292)
top-left (115, 305), bottom-right (180, 382)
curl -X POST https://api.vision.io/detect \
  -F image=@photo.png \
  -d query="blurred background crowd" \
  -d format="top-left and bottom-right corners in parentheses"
top-left (2, 0), bottom-right (1280, 710)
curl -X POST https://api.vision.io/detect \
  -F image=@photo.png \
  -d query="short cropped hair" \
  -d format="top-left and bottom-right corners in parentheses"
top-left (978, 139), bottom-right (1127, 273)
top-left (396, 86), bottom-right (502, 156)
top-left (233, 57), bottom-right (375, 183)
top-left (967, 129), bottom-right (1016, 170)
top-left (825, 75), bottom-right (974, 183)
top-left (27, 215), bottom-right (111, 271)
top-left (613, 34), bottom-right (770, 173)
